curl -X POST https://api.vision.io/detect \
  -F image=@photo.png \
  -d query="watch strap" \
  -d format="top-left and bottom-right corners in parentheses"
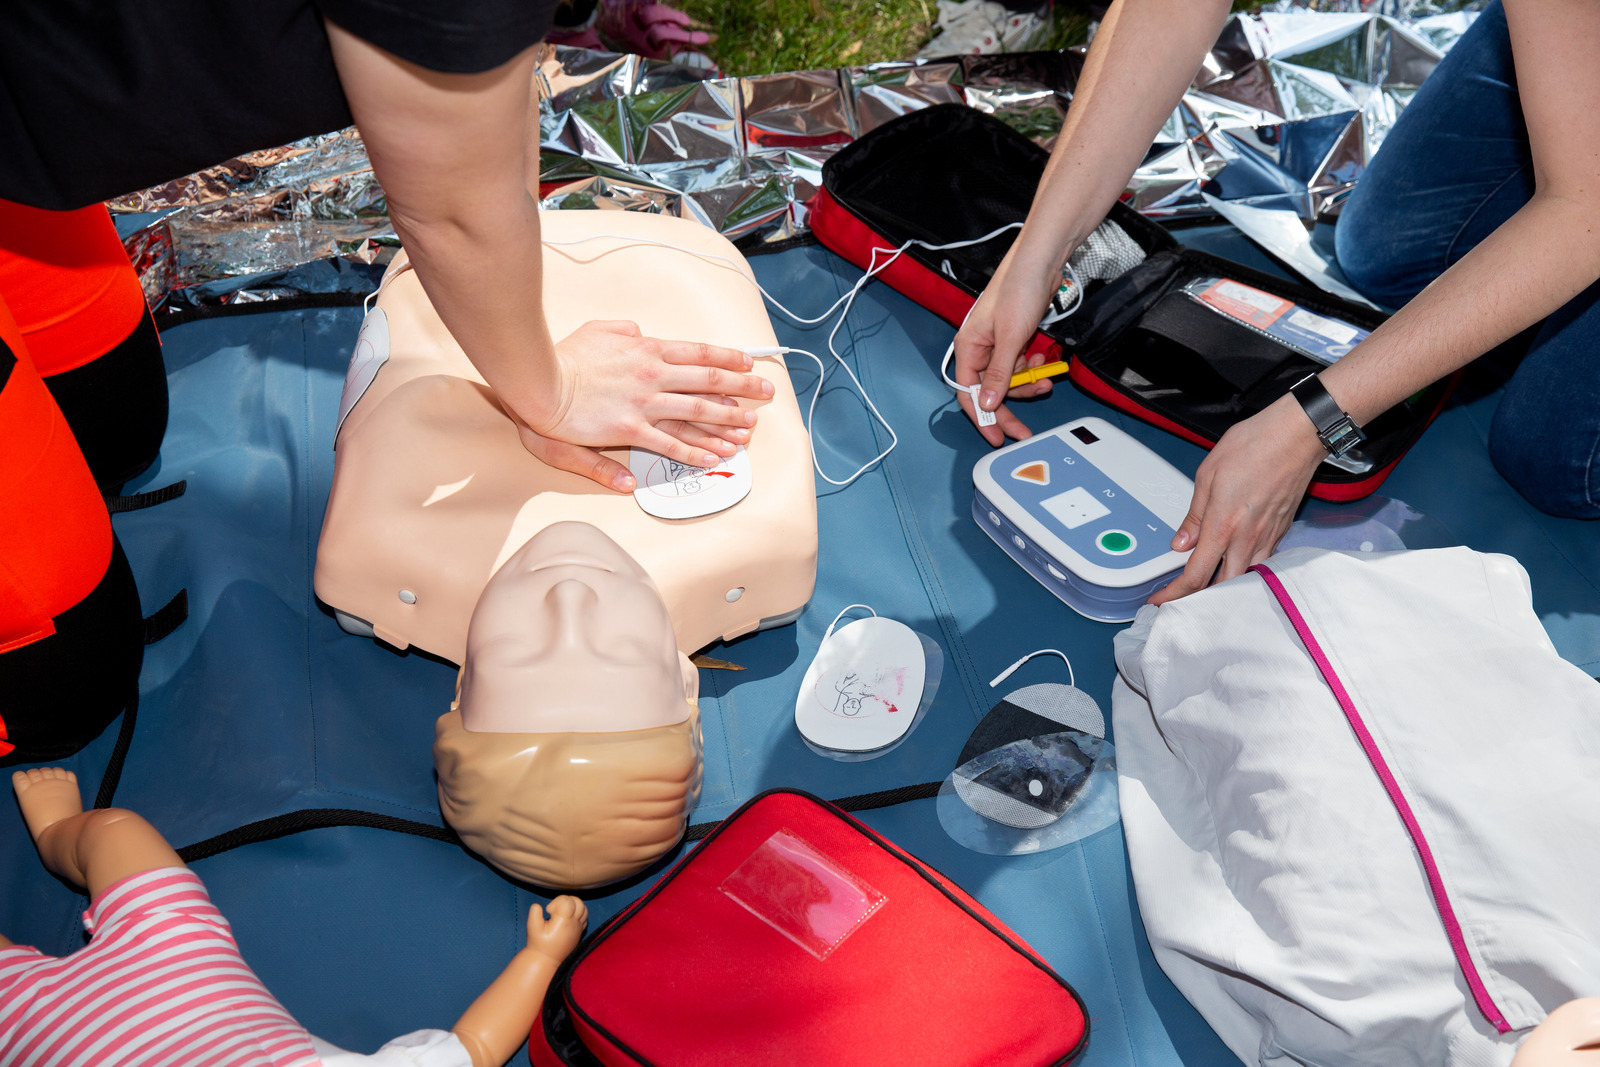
top-left (1290, 374), bottom-right (1365, 456)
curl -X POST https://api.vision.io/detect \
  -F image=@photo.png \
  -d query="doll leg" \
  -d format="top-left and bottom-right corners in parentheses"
top-left (12, 767), bottom-right (184, 901)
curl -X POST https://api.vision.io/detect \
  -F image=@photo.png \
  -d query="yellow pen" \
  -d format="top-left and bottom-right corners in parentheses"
top-left (1009, 360), bottom-right (1071, 389)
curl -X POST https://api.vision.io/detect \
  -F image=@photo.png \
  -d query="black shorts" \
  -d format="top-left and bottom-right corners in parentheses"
top-left (0, 0), bottom-right (559, 211)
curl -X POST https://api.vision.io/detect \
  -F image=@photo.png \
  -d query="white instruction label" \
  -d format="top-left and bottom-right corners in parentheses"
top-left (1286, 307), bottom-right (1358, 345)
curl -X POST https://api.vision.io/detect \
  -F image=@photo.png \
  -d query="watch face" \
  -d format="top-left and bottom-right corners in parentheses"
top-left (1324, 417), bottom-right (1366, 456)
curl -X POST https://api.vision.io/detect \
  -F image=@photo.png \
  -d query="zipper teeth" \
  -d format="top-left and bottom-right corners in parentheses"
top-left (1250, 563), bottom-right (1511, 1035)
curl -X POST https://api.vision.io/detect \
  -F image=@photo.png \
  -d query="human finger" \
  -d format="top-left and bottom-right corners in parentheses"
top-left (635, 425), bottom-right (722, 470)
top-left (516, 425), bottom-right (635, 492)
top-left (977, 345), bottom-right (1022, 414)
top-left (1170, 465), bottom-right (1212, 553)
top-left (954, 385), bottom-right (1007, 447)
top-left (1005, 378), bottom-right (1053, 400)
top-left (649, 390), bottom-right (760, 428)
top-left (655, 339), bottom-right (754, 374)
top-left (654, 419), bottom-right (741, 457)
top-left (657, 364), bottom-right (774, 402)
top-left (1147, 519), bottom-right (1226, 606)
top-left (676, 395), bottom-right (752, 446)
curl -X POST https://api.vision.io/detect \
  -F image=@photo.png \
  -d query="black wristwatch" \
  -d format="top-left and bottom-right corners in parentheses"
top-left (1290, 373), bottom-right (1365, 457)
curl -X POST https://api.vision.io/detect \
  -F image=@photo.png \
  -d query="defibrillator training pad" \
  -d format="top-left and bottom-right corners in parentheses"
top-left (939, 681), bottom-right (1120, 855)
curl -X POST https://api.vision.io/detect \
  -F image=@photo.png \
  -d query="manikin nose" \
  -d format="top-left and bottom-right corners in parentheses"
top-left (547, 578), bottom-right (601, 650)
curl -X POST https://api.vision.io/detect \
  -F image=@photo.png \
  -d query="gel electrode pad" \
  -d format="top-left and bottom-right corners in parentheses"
top-left (938, 651), bottom-right (1119, 855)
top-left (629, 445), bottom-right (752, 520)
top-left (795, 605), bottom-right (942, 761)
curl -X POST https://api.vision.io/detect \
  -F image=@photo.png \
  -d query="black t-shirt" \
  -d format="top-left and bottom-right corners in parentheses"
top-left (0, 1), bottom-right (560, 211)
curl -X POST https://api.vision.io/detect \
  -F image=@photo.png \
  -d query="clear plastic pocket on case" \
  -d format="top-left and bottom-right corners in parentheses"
top-left (1181, 276), bottom-right (1369, 367)
top-left (720, 828), bottom-right (886, 960)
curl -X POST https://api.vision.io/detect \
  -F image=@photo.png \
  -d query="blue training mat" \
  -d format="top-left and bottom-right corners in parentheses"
top-left (3, 233), bottom-right (1597, 1065)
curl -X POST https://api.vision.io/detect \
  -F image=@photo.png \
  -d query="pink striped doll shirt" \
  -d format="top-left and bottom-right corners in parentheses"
top-left (0, 868), bottom-right (473, 1067)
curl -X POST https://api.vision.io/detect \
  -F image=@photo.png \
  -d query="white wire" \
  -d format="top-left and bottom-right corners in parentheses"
top-left (989, 648), bottom-right (1075, 690)
top-left (363, 260), bottom-right (414, 315)
top-left (779, 345), bottom-right (898, 487)
top-left (538, 223), bottom-right (1025, 487)
top-left (823, 603), bottom-right (878, 642)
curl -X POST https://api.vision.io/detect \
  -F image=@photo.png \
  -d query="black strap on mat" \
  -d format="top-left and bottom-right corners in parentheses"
top-left (106, 479), bottom-right (187, 514)
top-left (173, 781), bottom-right (947, 863)
top-left (140, 589), bottom-right (188, 645)
top-left (91, 591), bottom-right (189, 811)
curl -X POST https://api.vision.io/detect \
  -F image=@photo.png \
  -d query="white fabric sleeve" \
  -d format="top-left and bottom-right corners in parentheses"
top-left (310, 1029), bottom-right (474, 1067)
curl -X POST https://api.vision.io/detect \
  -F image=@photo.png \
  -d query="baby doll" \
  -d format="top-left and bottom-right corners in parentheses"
top-left (2, 767), bottom-right (585, 1067)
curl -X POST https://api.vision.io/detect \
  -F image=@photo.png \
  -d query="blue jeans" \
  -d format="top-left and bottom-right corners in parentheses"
top-left (1335, 0), bottom-right (1600, 519)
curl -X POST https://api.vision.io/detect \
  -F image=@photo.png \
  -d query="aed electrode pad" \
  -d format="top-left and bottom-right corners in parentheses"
top-left (972, 417), bottom-right (1194, 622)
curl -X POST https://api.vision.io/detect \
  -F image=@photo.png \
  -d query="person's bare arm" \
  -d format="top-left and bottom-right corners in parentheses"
top-left (322, 26), bottom-right (771, 491)
top-left (1150, 0), bottom-right (1600, 603)
top-left (451, 897), bottom-right (587, 1067)
top-left (952, 0), bottom-right (1232, 444)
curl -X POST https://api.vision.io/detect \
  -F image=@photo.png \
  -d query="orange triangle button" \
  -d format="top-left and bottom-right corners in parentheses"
top-left (1011, 461), bottom-right (1050, 486)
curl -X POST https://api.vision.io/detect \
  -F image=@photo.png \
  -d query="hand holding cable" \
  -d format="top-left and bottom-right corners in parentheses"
top-left (949, 242), bottom-right (1074, 446)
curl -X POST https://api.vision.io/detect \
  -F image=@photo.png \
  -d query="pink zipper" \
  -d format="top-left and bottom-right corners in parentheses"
top-left (1250, 563), bottom-right (1511, 1034)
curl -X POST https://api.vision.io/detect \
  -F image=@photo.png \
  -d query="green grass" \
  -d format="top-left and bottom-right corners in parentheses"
top-left (675, 0), bottom-right (938, 75)
top-left (674, 0), bottom-right (1098, 77)
top-left (674, 1), bottom-right (1256, 78)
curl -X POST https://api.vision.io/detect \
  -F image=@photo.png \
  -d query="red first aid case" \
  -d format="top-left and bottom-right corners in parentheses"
top-left (808, 104), bottom-right (1456, 502)
top-left (531, 789), bottom-right (1089, 1067)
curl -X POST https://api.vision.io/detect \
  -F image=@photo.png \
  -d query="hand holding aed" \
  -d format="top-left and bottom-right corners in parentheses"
top-left (513, 319), bottom-right (774, 493)
top-left (526, 896), bottom-right (588, 964)
top-left (1147, 394), bottom-right (1326, 606)
top-left (952, 249), bottom-right (1063, 447)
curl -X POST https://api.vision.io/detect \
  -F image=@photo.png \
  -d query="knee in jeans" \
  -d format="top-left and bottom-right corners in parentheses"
top-left (1489, 405), bottom-right (1600, 519)
top-left (1333, 196), bottom-right (1407, 305)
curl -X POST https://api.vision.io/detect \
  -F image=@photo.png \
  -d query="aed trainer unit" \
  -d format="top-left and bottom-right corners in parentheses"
top-left (973, 417), bottom-right (1195, 623)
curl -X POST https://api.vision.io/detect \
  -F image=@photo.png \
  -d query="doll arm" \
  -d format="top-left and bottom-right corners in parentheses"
top-left (450, 896), bottom-right (588, 1067)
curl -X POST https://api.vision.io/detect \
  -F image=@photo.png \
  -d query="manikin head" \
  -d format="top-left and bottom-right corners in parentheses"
top-left (434, 522), bottom-right (703, 890)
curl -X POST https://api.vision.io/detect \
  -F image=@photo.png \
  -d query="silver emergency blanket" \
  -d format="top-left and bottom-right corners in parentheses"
top-left (112, 2), bottom-right (1481, 310)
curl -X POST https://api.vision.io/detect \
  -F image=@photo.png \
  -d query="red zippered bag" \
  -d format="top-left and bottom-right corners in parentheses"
top-left (808, 104), bottom-right (1456, 502)
top-left (530, 788), bottom-right (1089, 1067)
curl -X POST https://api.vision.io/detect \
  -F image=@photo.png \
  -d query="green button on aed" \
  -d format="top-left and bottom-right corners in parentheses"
top-left (1097, 530), bottom-right (1135, 555)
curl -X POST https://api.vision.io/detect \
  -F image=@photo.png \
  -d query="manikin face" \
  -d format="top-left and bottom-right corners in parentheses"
top-left (438, 522), bottom-right (703, 888)
top-left (459, 521), bottom-right (691, 734)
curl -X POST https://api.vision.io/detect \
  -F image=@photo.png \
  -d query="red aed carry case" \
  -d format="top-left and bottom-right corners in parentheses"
top-left (531, 789), bottom-right (1089, 1067)
top-left (807, 104), bottom-right (1456, 502)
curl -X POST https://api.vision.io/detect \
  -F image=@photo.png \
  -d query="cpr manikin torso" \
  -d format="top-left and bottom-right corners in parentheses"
top-left (434, 522), bottom-right (703, 891)
top-left (315, 210), bottom-right (817, 663)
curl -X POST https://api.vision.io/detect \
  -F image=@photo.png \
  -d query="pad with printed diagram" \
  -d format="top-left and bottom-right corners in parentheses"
top-left (630, 445), bottom-right (752, 520)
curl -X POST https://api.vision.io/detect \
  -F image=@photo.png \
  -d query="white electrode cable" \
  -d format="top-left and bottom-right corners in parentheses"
top-left (823, 603), bottom-right (878, 642)
top-left (989, 648), bottom-right (1075, 690)
top-left (539, 223), bottom-right (1027, 486)
top-left (363, 260), bottom-right (415, 315)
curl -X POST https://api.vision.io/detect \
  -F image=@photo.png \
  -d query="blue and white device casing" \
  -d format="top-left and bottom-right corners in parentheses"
top-left (972, 416), bottom-right (1194, 623)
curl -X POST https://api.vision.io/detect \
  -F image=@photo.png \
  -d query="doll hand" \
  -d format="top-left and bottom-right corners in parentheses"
top-left (1511, 999), bottom-right (1600, 1066)
top-left (526, 896), bottom-right (588, 964)
top-left (952, 262), bottom-right (1059, 447)
top-left (1148, 394), bottom-right (1326, 606)
top-left (519, 321), bottom-right (770, 491)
